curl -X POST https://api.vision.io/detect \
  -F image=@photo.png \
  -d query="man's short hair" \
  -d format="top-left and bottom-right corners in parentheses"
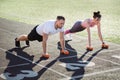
top-left (57, 16), bottom-right (65, 20)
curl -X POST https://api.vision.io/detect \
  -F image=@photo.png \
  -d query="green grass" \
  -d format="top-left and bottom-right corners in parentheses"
top-left (0, 0), bottom-right (120, 44)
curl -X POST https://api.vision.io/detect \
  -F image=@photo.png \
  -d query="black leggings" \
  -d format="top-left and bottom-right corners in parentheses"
top-left (69, 21), bottom-right (86, 33)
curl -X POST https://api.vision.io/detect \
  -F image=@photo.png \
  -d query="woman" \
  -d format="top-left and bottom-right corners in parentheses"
top-left (65, 11), bottom-right (108, 51)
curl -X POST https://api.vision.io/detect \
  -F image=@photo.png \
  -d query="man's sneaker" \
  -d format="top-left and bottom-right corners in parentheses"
top-left (26, 40), bottom-right (30, 46)
top-left (15, 38), bottom-right (20, 47)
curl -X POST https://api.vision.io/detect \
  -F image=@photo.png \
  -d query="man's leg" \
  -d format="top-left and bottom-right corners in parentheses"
top-left (15, 35), bottom-right (29, 47)
top-left (17, 34), bottom-right (28, 41)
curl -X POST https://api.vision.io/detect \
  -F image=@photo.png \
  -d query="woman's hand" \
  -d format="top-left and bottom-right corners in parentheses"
top-left (86, 46), bottom-right (93, 51)
top-left (101, 43), bottom-right (109, 49)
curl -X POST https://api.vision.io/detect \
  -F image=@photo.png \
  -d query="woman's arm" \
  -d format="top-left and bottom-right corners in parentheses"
top-left (97, 22), bottom-right (104, 44)
top-left (87, 26), bottom-right (91, 47)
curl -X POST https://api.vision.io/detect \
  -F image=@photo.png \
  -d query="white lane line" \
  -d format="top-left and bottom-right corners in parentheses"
top-left (60, 68), bottom-right (120, 80)
top-left (0, 63), bottom-right (30, 69)
top-left (112, 55), bottom-right (120, 59)
top-left (0, 47), bottom-right (69, 78)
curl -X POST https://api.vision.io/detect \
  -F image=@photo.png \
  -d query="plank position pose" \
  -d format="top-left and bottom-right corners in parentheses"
top-left (64, 11), bottom-right (108, 51)
top-left (15, 16), bottom-right (69, 58)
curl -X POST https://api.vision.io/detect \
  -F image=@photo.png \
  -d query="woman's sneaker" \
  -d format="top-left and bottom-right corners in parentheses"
top-left (64, 33), bottom-right (72, 41)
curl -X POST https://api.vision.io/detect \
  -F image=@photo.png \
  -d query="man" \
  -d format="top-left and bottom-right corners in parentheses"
top-left (15, 16), bottom-right (69, 59)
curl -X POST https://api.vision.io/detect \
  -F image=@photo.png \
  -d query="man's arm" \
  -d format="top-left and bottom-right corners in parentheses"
top-left (59, 32), bottom-right (65, 50)
top-left (42, 33), bottom-right (49, 54)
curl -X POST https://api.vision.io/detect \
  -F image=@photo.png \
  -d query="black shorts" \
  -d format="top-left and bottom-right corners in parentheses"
top-left (28, 25), bottom-right (43, 42)
top-left (69, 21), bottom-right (86, 33)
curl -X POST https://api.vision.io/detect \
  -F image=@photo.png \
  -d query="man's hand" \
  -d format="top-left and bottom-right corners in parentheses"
top-left (60, 49), bottom-right (69, 55)
top-left (41, 53), bottom-right (50, 59)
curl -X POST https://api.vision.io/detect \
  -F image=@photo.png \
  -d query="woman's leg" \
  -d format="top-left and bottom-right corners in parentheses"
top-left (65, 21), bottom-right (82, 35)
top-left (64, 29), bottom-right (71, 35)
